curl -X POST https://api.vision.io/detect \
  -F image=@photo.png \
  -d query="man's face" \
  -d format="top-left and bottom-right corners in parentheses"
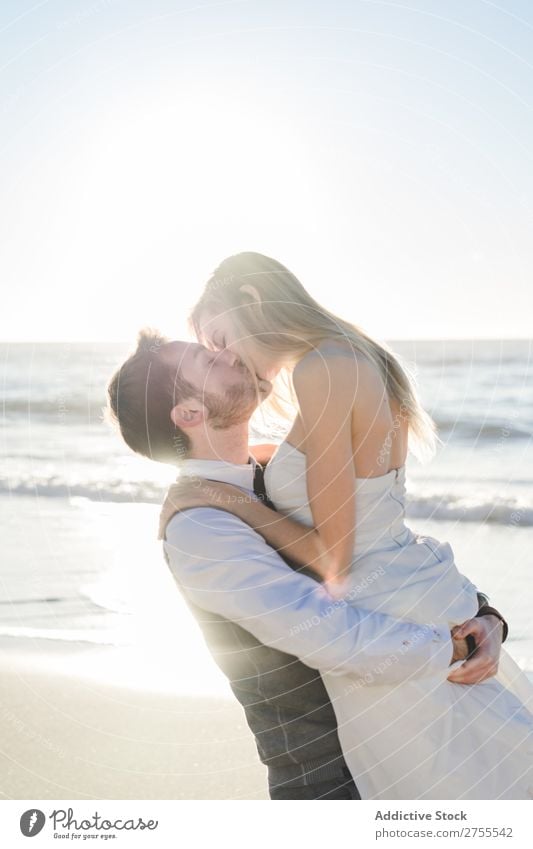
top-left (159, 340), bottom-right (271, 428)
top-left (196, 309), bottom-right (282, 383)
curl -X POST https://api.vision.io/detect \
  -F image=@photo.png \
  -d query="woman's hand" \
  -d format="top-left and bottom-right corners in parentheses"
top-left (448, 633), bottom-right (470, 670)
top-left (158, 478), bottom-right (250, 539)
top-left (249, 443), bottom-right (278, 464)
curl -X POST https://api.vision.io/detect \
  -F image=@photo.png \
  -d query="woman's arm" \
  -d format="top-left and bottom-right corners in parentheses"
top-left (291, 352), bottom-right (358, 585)
top-left (158, 478), bottom-right (330, 576)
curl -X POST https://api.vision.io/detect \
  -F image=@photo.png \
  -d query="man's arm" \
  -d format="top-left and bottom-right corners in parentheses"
top-left (164, 507), bottom-right (455, 685)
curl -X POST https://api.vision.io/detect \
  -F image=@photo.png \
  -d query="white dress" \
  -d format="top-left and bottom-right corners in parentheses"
top-left (265, 441), bottom-right (533, 800)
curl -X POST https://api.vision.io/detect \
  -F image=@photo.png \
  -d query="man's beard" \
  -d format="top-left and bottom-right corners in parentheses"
top-left (202, 380), bottom-right (259, 430)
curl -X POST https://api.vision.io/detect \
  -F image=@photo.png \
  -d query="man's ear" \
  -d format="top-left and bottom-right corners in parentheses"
top-left (170, 402), bottom-right (206, 429)
top-left (239, 283), bottom-right (262, 303)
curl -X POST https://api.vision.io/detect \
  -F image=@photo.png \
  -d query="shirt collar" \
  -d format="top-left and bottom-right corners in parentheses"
top-left (177, 457), bottom-right (257, 491)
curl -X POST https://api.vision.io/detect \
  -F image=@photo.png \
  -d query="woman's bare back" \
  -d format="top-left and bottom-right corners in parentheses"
top-left (285, 340), bottom-right (409, 478)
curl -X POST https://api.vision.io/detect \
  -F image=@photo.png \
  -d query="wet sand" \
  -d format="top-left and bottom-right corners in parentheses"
top-left (0, 637), bottom-right (268, 800)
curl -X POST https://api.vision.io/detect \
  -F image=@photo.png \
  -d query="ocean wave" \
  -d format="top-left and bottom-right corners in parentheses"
top-left (2, 475), bottom-right (533, 527)
top-left (0, 626), bottom-right (130, 646)
top-left (0, 593), bottom-right (133, 616)
top-left (3, 398), bottom-right (105, 420)
top-left (0, 477), bottom-right (166, 503)
top-left (4, 405), bottom-right (531, 445)
top-left (406, 494), bottom-right (533, 527)
top-left (433, 417), bottom-right (532, 440)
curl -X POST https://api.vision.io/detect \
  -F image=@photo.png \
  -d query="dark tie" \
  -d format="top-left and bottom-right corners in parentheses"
top-left (253, 461), bottom-right (318, 581)
top-left (252, 463), bottom-right (275, 509)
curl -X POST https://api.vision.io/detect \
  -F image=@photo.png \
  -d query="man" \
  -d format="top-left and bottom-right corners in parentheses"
top-left (107, 329), bottom-right (507, 800)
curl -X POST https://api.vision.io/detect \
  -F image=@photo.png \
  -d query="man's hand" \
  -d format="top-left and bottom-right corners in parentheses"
top-left (447, 615), bottom-right (504, 684)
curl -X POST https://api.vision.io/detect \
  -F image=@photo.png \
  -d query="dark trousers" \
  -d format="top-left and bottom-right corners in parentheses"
top-left (269, 766), bottom-right (360, 800)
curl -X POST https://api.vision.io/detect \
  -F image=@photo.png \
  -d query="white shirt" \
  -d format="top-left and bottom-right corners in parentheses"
top-left (163, 457), bottom-right (454, 683)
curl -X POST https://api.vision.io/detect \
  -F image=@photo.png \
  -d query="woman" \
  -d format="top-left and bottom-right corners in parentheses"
top-left (169, 252), bottom-right (533, 799)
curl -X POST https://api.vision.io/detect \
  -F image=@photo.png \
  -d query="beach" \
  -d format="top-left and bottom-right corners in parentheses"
top-left (0, 490), bottom-right (269, 799)
top-left (1, 339), bottom-right (532, 799)
top-left (1, 502), bottom-right (532, 801)
top-left (0, 636), bottom-right (268, 800)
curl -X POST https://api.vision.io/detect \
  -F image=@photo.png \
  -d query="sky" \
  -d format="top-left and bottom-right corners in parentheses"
top-left (1, 0), bottom-right (532, 342)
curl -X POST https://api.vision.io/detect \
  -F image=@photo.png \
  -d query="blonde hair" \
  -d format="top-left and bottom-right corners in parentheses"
top-left (190, 252), bottom-right (438, 461)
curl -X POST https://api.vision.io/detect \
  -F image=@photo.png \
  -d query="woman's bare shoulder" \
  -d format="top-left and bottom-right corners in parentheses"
top-left (293, 342), bottom-right (388, 419)
top-left (294, 339), bottom-right (377, 378)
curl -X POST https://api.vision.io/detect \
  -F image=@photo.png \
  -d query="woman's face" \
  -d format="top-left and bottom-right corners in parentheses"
top-left (197, 309), bottom-right (284, 383)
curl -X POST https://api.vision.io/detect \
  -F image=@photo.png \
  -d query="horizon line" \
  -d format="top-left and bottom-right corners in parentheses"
top-left (0, 337), bottom-right (532, 345)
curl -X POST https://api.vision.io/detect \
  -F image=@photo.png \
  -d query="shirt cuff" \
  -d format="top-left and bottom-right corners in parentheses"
top-left (414, 622), bottom-right (454, 677)
top-left (476, 605), bottom-right (509, 643)
top-left (367, 622), bottom-right (454, 684)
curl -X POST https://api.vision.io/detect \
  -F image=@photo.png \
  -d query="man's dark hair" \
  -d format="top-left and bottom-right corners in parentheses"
top-left (106, 329), bottom-right (195, 464)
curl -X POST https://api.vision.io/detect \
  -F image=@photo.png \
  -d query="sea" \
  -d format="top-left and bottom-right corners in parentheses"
top-left (1, 339), bottom-right (532, 692)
